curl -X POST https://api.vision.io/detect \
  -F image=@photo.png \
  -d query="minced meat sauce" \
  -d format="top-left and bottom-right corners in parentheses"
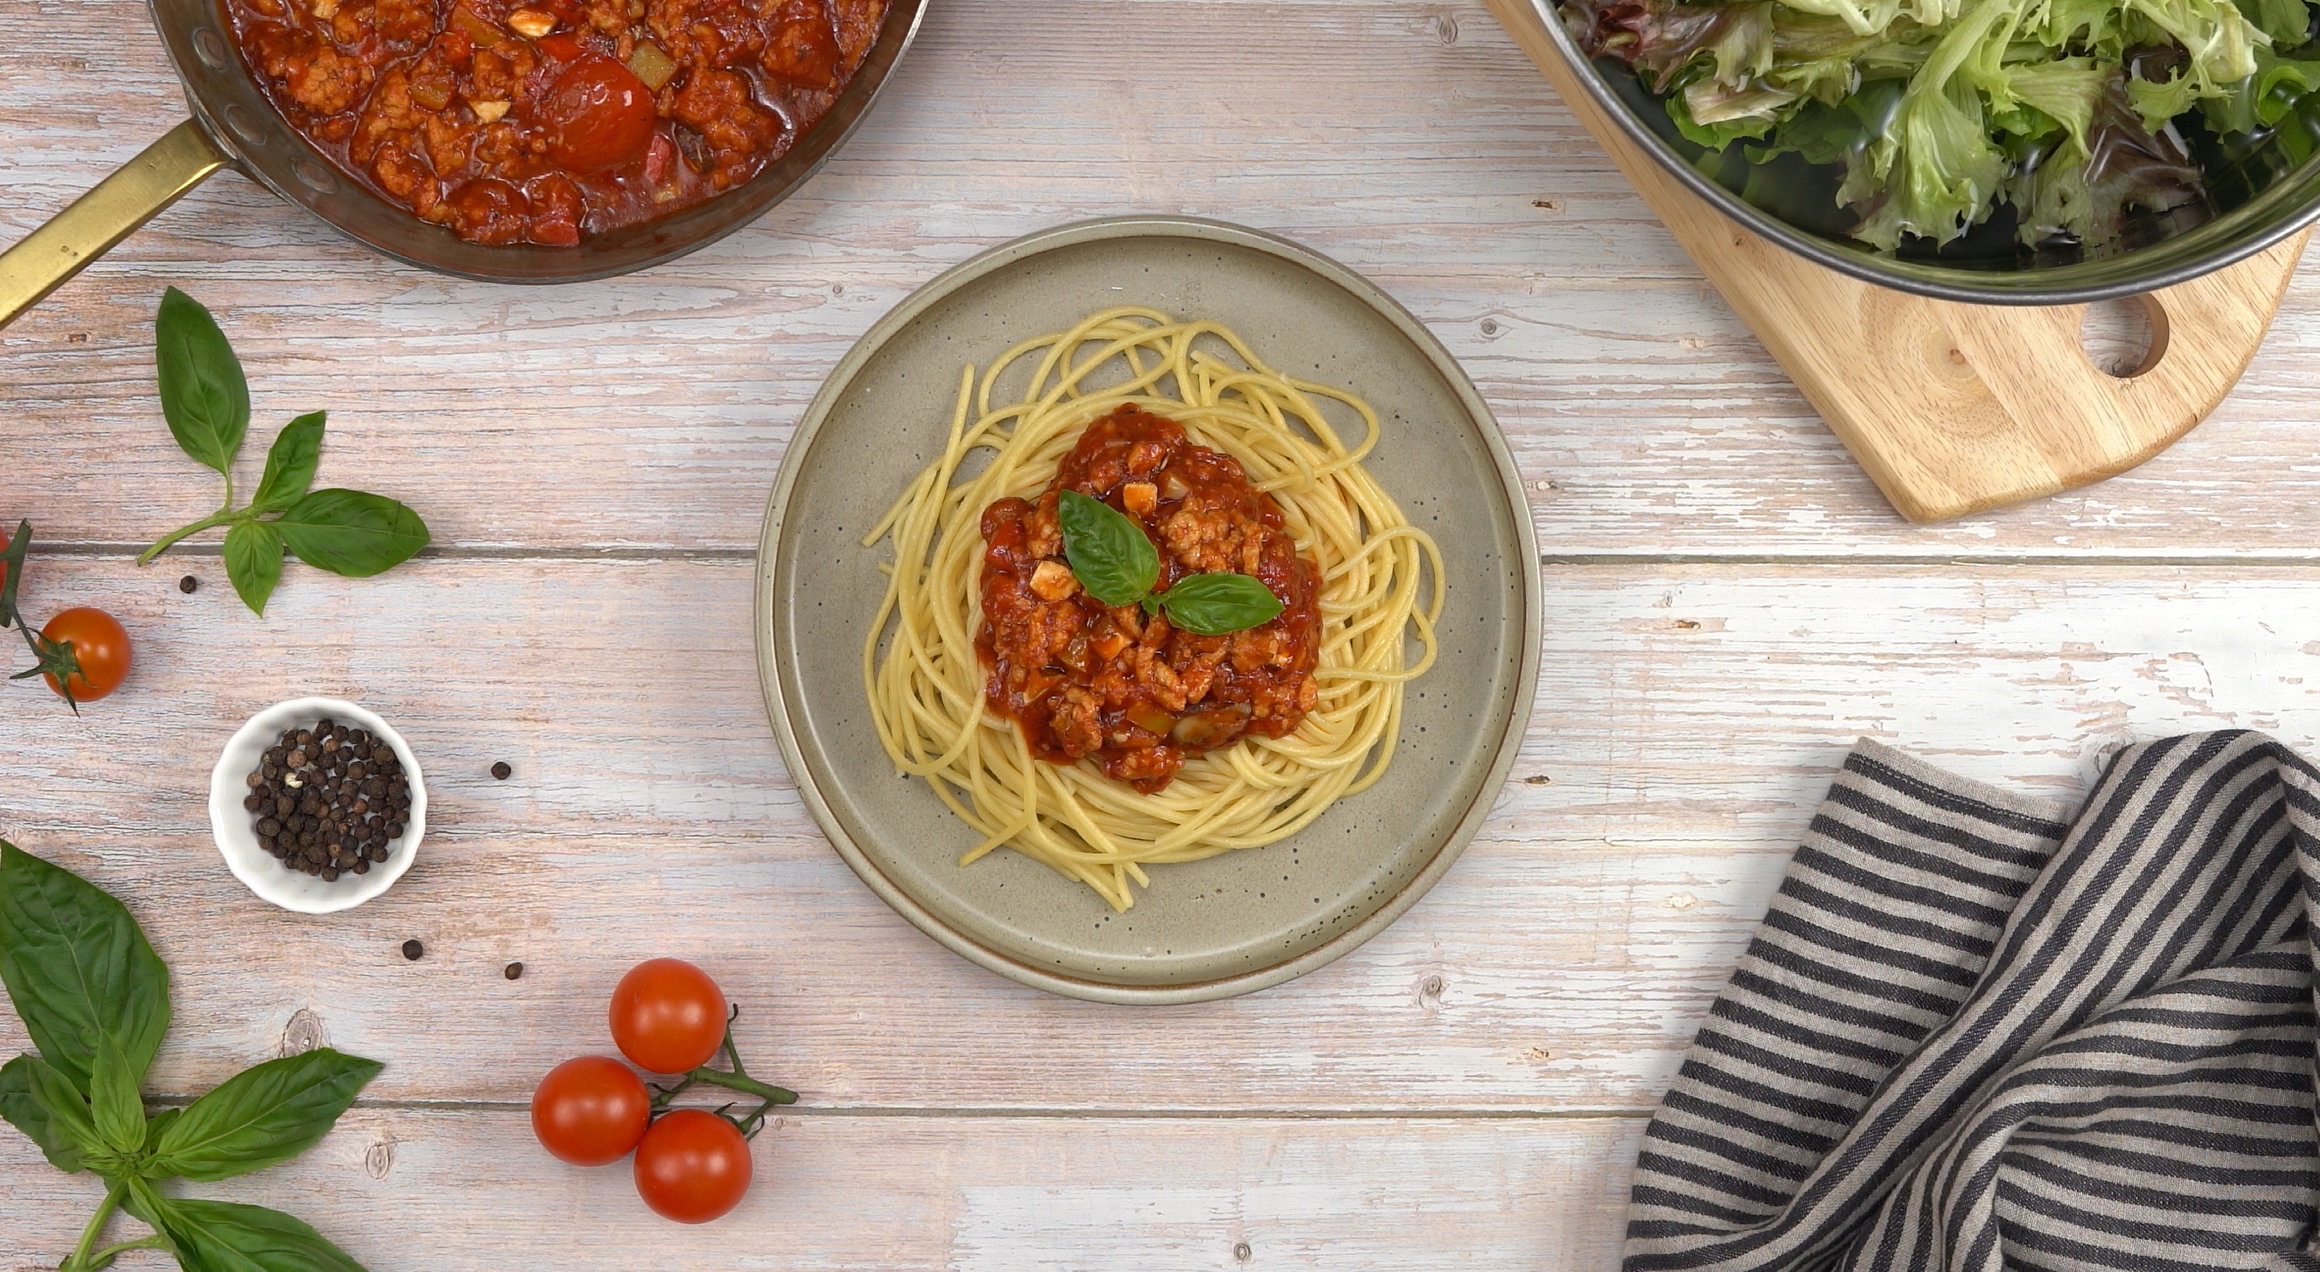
top-left (226, 0), bottom-right (888, 245)
top-left (977, 405), bottom-right (1324, 794)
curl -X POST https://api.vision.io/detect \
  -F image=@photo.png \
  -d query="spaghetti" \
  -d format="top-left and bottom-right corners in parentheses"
top-left (861, 308), bottom-right (1444, 911)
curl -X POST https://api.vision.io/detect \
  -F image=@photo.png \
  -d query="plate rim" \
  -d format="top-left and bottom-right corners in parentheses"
top-left (755, 214), bottom-right (1544, 1004)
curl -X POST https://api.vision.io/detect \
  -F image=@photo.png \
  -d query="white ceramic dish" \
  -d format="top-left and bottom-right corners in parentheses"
top-left (209, 697), bottom-right (425, 914)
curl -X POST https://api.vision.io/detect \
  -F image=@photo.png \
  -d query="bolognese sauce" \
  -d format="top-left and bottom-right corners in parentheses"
top-left (977, 405), bottom-right (1324, 794)
top-left (225, 0), bottom-right (888, 246)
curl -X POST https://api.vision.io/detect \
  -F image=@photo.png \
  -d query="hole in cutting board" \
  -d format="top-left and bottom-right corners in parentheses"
top-left (2079, 295), bottom-right (2168, 377)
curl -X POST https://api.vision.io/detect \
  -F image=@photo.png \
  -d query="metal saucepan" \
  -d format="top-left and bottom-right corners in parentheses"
top-left (1524, 0), bottom-right (2320, 305)
top-left (0, 0), bottom-right (927, 329)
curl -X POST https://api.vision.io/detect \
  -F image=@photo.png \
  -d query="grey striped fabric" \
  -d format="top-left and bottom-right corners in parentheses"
top-left (1626, 731), bottom-right (2320, 1272)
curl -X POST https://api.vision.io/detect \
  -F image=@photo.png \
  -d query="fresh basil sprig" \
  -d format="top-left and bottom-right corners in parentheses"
top-left (137, 289), bottom-right (429, 615)
top-left (0, 842), bottom-right (380, 1272)
top-left (1054, 490), bottom-right (1286, 635)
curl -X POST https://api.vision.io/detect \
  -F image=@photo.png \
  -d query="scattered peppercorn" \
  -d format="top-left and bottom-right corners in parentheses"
top-left (178, 575), bottom-right (198, 594)
top-left (504, 961), bottom-right (523, 980)
top-left (245, 717), bottom-right (414, 882)
top-left (402, 939), bottom-right (424, 961)
top-left (491, 761), bottom-right (512, 780)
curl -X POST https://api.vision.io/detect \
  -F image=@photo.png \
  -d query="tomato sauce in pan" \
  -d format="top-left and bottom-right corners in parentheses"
top-left (977, 406), bottom-right (1324, 795)
top-left (226, 0), bottom-right (888, 246)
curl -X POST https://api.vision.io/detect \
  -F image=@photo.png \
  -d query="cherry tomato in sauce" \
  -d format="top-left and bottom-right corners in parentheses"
top-left (542, 55), bottom-right (655, 172)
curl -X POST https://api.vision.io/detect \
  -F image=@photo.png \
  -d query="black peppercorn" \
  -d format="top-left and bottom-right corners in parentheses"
top-left (402, 939), bottom-right (423, 961)
top-left (491, 761), bottom-right (512, 780)
top-left (247, 719), bottom-right (414, 886)
top-left (178, 575), bottom-right (198, 594)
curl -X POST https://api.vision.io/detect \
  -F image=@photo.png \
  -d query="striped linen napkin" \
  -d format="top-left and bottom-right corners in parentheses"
top-left (1625, 731), bottom-right (2320, 1272)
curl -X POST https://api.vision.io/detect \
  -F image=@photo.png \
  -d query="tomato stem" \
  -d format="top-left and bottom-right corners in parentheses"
top-left (646, 1007), bottom-right (797, 1140)
top-left (10, 624), bottom-right (83, 715)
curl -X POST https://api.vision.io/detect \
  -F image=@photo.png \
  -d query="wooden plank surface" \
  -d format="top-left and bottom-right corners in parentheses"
top-left (6, 0), bottom-right (2320, 1267)
top-left (2, 1110), bottom-right (1640, 1271)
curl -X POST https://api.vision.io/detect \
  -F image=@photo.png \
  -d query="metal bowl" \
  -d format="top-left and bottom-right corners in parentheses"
top-left (1526, 0), bottom-right (2320, 304)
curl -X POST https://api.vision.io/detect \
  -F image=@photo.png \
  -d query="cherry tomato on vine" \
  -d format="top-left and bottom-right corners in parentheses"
top-left (40, 607), bottom-right (131, 702)
top-left (541, 54), bottom-right (654, 171)
top-left (610, 958), bottom-right (727, 1074)
top-left (632, 1109), bottom-right (752, 1223)
top-left (531, 1055), bottom-right (651, 1166)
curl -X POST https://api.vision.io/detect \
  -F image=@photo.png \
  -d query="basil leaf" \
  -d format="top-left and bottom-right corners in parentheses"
top-left (0, 1053), bottom-right (89, 1172)
top-left (250, 413), bottom-right (326, 514)
top-left (1156, 572), bottom-right (1284, 636)
top-left (153, 1048), bottom-right (381, 1182)
top-left (135, 1193), bottom-right (369, 1272)
top-left (0, 842), bottom-right (170, 1094)
top-left (224, 522), bottom-right (285, 617)
top-left (155, 287), bottom-right (250, 475)
top-left (273, 490), bottom-right (429, 578)
top-left (89, 1033), bottom-right (148, 1155)
top-left (11, 1051), bottom-right (101, 1170)
top-left (1056, 489), bottom-right (1159, 608)
top-left (143, 1105), bottom-right (182, 1153)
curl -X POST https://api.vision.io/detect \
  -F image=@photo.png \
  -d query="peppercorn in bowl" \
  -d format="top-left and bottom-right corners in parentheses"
top-left (210, 697), bottom-right (427, 914)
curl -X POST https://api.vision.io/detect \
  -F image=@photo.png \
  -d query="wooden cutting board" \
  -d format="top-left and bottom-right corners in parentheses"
top-left (1485, 0), bottom-right (2309, 523)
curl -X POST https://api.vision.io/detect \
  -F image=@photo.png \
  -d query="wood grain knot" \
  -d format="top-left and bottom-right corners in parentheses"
top-left (365, 1137), bottom-right (397, 1180)
top-left (279, 1008), bottom-right (327, 1056)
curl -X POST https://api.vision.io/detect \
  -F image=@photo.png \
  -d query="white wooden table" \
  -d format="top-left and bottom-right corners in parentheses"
top-left (6, 1), bottom-right (2320, 1267)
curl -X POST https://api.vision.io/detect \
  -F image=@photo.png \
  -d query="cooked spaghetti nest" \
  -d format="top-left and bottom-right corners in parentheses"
top-left (860, 307), bottom-right (1444, 912)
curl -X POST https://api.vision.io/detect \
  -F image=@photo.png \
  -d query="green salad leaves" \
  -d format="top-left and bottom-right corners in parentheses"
top-left (1568, 0), bottom-right (2320, 251)
top-left (138, 288), bottom-right (429, 615)
top-left (0, 842), bottom-right (380, 1272)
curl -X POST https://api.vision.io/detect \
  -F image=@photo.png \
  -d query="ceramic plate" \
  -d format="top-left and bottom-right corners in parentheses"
top-left (756, 216), bottom-right (1540, 1003)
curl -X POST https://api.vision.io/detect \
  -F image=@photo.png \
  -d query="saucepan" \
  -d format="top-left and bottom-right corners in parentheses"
top-left (0, 0), bottom-right (927, 329)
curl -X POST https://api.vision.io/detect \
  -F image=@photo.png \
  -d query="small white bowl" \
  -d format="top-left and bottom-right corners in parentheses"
top-left (210, 697), bottom-right (426, 914)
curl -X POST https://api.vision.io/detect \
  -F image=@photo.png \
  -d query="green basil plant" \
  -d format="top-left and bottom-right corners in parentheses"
top-left (0, 842), bottom-right (380, 1272)
top-left (138, 288), bottom-right (429, 615)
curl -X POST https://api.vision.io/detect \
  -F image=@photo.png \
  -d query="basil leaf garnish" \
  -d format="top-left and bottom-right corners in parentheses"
top-left (1157, 572), bottom-right (1285, 635)
top-left (152, 1048), bottom-right (382, 1182)
top-left (274, 489), bottom-right (430, 578)
top-left (0, 841), bottom-right (170, 1094)
top-left (250, 411), bottom-right (326, 514)
top-left (0, 1053), bottom-right (91, 1172)
top-left (1056, 489), bottom-right (1159, 608)
top-left (224, 521), bottom-right (286, 617)
top-left (155, 287), bottom-right (250, 476)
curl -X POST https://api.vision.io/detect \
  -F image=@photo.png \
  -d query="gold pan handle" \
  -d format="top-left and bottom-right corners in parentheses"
top-left (0, 120), bottom-right (232, 331)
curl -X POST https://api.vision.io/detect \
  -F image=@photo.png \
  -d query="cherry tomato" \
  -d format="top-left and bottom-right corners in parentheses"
top-left (632, 1109), bottom-right (752, 1223)
top-left (41, 607), bottom-right (131, 702)
top-left (609, 958), bottom-right (727, 1074)
top-left (541, 54), bottom-right (654, 171)
top-left (0, 523), bottom-right (12, 597)
top-left (531, 1056), bottom-right (652, 1166)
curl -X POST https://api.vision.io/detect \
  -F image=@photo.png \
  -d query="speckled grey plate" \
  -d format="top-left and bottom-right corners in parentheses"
top-left (755, 216), bottom-right (1541, 1003)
